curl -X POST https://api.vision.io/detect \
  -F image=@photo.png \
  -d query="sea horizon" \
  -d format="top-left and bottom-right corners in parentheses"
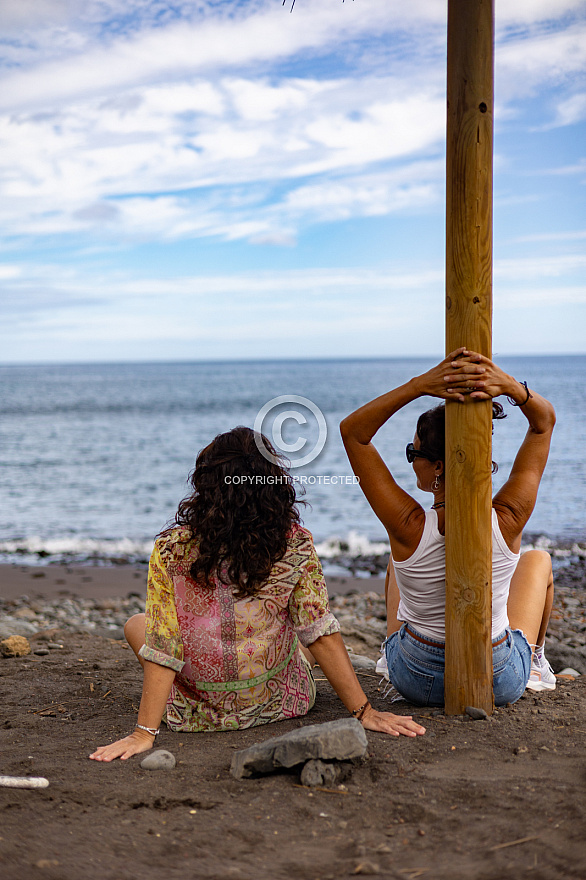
top-left (1, 352), bottom-right (585, 368)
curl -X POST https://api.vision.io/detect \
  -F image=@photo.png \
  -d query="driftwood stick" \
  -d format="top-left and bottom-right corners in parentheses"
top-left (0, 776), bottom-right (49, 789)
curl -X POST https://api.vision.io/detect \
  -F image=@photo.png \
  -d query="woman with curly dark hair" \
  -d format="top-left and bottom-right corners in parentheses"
top-left (91, 426), bottom-right (425, 761)
top-left (341, 349), bottom-right (557, 707)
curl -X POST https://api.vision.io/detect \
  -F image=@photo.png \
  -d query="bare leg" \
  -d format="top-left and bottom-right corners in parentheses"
top-left (507, 550), bottom-right (554, 649)
top-left (124, 613), bottom-right (147, 669)
top-left (385, 560), bottom-right (403, 637)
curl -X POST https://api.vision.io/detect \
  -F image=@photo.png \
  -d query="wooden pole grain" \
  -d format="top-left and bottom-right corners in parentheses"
top-left (445, 0), bottom-right (495, 714)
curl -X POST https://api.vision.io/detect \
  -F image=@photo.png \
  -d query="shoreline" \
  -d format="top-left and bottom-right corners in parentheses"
top-left (0, 563), bottom-right (386, 601)
top-left (2, 551), bottom-right (586, 602)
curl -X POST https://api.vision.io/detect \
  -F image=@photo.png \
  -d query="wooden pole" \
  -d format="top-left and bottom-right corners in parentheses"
top-left (444, 0), bottom-right (494, 715)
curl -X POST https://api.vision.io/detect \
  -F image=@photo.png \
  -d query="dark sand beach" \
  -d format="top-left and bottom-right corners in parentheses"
top-left (1, 562), bottom-right (585, 880)
top-left (0, 564), bottom-right (383, 602)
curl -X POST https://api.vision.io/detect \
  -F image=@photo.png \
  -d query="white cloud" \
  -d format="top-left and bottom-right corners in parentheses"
top-left (0, 1), bottom-right (421, 113)
top-left (7, 256), bottom-right (586, 316)
top-left (515, 229), bottom-right (586, 243)
top-left (497, 21), bottom-right (586, 100)
top-left (0, 69), bottom-right (447, 244)
top-left (281, 163), bottom-right (442, 223)
top-left (495, 286), bottom-right (586, 307)
top-left (0, 0), bottom-right (583, 251)
top-left (3, 255), bottom-right (585, 361)
top-left (547, 159), bottom-right (586, 176)
top-left (495, 254), bottom-right (586, 280)
top-left (0, 264), bottom-right (21, 279)
top-left (0, 0), bottom-right (76, 31)
top-left (550, 92), bottom-right (586, 127)
top-left (496, 0), bottom-right (586, 26)
top-left (0, 0), bottom-right (585, 361)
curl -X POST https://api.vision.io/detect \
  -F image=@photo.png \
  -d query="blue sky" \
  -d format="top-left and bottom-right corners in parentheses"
top-left (1, 0), bottom-right (585, 363)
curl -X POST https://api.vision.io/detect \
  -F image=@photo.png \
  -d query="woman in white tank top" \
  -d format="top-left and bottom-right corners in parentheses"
top-left (340, 348), bottom-right (556, 706)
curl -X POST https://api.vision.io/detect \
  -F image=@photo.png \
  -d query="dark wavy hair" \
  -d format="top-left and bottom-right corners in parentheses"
top-left (173, 426), bottom-right (303, 598)
top-left (416, 402), bottom-right (506, 473)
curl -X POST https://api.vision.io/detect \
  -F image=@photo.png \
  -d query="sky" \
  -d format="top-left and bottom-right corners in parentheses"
top-left (1, 0), bottom-right (585, 363)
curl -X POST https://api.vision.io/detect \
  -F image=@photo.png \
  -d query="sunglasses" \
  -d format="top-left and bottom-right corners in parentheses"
top-left (405, 442), bottom-right (437, 464)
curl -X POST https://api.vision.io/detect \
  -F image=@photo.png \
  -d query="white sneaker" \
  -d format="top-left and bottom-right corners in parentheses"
top-left (376, 654), bottom-right (389, 682)
top-left (526, 645), bottom-right (556, 692)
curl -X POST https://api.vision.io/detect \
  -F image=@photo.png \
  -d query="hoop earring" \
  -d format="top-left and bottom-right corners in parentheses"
top-left (432, 475), bottom-right (440, 491)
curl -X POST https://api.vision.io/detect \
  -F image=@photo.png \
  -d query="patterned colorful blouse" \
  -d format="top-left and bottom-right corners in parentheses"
top-left (139, 523), bottom-right (340, 732)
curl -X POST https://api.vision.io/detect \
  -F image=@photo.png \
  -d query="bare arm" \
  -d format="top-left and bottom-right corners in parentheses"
top-left (445, 351), bottom-right (556, 551)
top-left (309, 632), bottom-right (425, 737)
top-left (89, 661), bottom-right (176, 762)
top-left (340, 348), bottom-right (469, 558)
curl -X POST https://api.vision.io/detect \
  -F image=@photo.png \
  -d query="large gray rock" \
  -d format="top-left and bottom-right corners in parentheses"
top-left (230, 718), bottom-right (367, 779)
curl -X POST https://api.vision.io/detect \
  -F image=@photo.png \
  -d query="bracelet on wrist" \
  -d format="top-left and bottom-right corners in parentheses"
top-left (506, 380), bottom-right (532, 407)
top-left (135, 724), bottom-right (160, 737)
top-left (350, 700), bottom-right (371, 722)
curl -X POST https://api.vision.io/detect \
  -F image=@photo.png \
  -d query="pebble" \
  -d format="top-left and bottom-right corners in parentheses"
top-left (33, 648), bottom-right (50, 656)
top-left (300, 759), bottom-right (341, 788)
top-left (140, 750), bottom-right (176, 771)
top-left (0, 594), bottom-right (145, 638)
top-left (352, 861), bottom-right (380, 876)
top-left (465, 706), bottom-right (489, 721)
top-left (0, 635), bottom-right (31, 657)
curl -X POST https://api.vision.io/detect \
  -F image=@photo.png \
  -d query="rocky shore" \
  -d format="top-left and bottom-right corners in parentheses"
top-left (1, 556), bottom-right (584, 673)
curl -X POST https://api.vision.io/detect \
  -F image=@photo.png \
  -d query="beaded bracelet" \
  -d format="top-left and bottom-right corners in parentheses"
top-left (351, 700), bottom-right (371, 722)
top-left (506, 380), bottom-right (533, 407)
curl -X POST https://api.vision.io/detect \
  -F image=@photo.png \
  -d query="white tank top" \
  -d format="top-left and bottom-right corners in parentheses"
top-left (394, 508), bottom-right (520, 641)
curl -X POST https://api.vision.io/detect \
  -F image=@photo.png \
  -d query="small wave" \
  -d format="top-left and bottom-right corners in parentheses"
top-left (0, 537), bottom-right (153, 566)
top-left (1, 531), bottom-right (584, 573)
top-left (315, 531), bottom-right (390, 559)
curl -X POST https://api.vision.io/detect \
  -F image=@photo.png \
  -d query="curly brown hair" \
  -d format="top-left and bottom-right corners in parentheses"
top-left (173, 426), bottom-right (303, 598)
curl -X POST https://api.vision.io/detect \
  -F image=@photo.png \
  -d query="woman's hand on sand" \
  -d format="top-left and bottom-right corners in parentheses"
top-left (361, 707), bottom-right (426, 737)
top-left (89, 730), bottom-right (155, 762)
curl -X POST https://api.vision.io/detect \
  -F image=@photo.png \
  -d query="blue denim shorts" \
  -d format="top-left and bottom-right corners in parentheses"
top-left (383, 623), bottom-right (532, 707)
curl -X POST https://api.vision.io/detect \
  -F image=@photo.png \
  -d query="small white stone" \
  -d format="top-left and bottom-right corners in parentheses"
top-left (140, 750), bottom-right (176, 771)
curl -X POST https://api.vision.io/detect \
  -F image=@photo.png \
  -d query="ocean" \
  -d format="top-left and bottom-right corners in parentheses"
top-left (1, 356), bottom-right (585, 572)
